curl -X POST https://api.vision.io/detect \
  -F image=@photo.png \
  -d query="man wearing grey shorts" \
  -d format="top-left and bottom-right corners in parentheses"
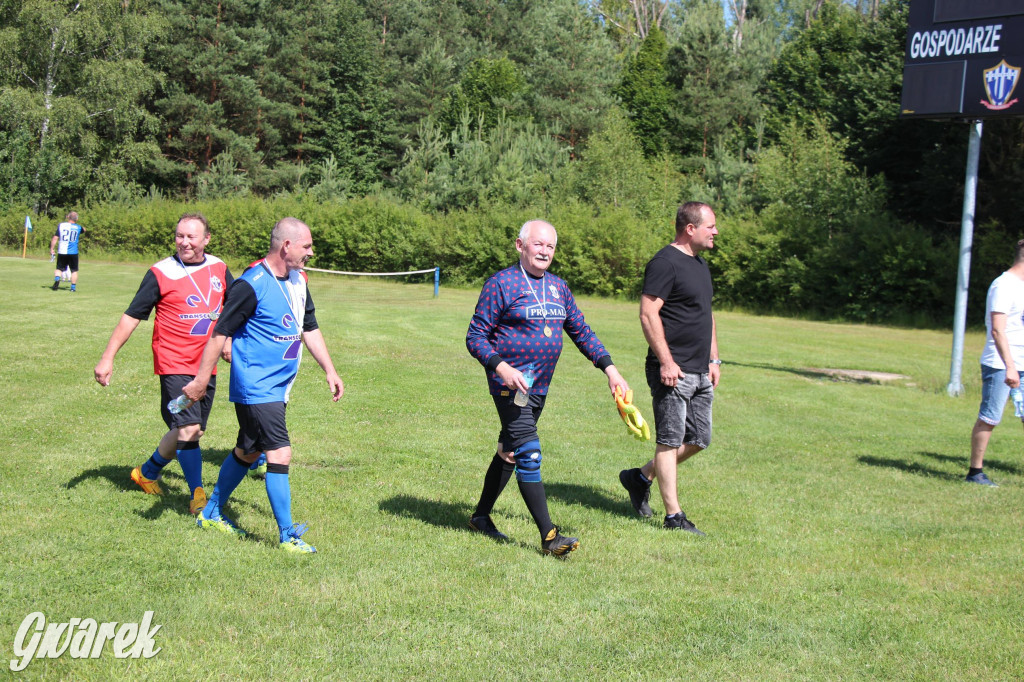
top-left (619, 202), bottom-right (721, 534)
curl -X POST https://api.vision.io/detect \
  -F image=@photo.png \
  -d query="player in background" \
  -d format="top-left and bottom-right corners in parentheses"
top-left (466, 219), bottom-right (630, 557)
top-left (184, 217), bottom-right (343, 553)
top-left (50, 211), bottom-right (84, 292)
top-left (966, 239), bottom-right (1024, 486)
top-left (94, 213), bottom-right (233, 514)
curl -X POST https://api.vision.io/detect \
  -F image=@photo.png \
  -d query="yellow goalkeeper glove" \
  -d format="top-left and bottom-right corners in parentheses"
top-left (614, 386), bottom-right (650, 441)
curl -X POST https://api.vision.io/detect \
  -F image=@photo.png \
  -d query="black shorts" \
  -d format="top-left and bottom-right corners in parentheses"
top-left (491, 392), bottom-right (547, 452)
top-left (55, 254), bottom-right (79, 272)
top-left (234, 402), bottom-right (291, 454)
top-left (160, 374), bottom-right (216, 430)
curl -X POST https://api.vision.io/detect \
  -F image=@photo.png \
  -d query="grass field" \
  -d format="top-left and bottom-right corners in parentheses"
top-left (2, 256), bottom-right (1023, 680)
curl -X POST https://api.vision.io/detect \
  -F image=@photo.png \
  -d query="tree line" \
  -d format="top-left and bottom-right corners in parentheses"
top-left (2, 0), bottom-right (1022, 324)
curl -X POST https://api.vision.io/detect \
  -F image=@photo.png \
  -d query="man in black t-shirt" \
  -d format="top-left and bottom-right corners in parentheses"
top-left (619, 202), bottom-right (721, 535)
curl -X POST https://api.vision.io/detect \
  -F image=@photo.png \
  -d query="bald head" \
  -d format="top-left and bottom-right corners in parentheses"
top-left (270, 217), bottom-right (310, 249)
top-left (265, 217), bottom-right (314, 274)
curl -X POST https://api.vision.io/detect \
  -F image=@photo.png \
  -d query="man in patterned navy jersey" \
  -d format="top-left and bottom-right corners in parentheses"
top-left (94, 213), bottom-right (232, 515)
top-left (466, 219), bottom-right (630, 557)
top-left (183, 217), bottom-right (343, 553)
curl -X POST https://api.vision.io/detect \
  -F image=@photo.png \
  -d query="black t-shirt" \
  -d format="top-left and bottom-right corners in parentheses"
top-left (642, 245), bottom-right (713, 372)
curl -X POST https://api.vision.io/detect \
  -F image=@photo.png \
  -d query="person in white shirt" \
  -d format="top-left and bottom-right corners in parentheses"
top-left (968, 239), bottom-right (1024, 486)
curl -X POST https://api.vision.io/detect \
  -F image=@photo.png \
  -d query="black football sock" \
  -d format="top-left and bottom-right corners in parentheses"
top-left (517, 480), bottom-right (554, 539)
top-left (474, 453), bottom-right (514, 517)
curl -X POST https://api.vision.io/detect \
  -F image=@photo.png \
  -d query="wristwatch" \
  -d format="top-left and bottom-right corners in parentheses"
top-left (709, 359), bottom-right (722, 365)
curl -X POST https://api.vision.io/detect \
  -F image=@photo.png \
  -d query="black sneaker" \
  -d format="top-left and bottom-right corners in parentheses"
top-left (51, 281), bottom-right (59, 290)
top-left (468, 515), bottom-right (508, 541)
top-left (664, 512), bottom-right (705, 536)
top-left (619, 468), bottom-right (653, 517)
top-left (541, 526), bottom-right (579, 557)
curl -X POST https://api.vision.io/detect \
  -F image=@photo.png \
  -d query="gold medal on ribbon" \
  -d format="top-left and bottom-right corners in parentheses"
top-left (209, 312), bottom-right (220, 320)
top-left (543, 325), bottom-right (552, 337)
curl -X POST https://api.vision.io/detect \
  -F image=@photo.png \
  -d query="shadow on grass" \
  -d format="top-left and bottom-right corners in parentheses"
top-left (857, 455), bottom-right (960, 481)
top-left (544, 481), bottom-right (634, 518)
top-left (726, 360), bottom-right (843, 381)
top-left (64, 448), bottom-right (235, 491)
top-left (378, 494), bottom-right (473, 532)
top-left (917, 451), bottom-right (1023, 476)
top-left (63, 449), bottom-right (264, 520)
top-left (378, 494), bottom-right (539, 550)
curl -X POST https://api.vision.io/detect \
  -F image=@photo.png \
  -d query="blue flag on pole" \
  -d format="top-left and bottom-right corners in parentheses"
top-left (25, 215), bottom-right (32, 232)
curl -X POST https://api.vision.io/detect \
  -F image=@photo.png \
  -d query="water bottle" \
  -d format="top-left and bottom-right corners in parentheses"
top-left (1012, 387), bottom-right (1024, 418)
top-left (514, 363), bottom-right (536, 407)
top-left (167, 394), bottom-right (195, 414)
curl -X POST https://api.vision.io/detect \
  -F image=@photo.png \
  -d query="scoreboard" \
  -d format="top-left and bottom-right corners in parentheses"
top-left (900, 0), bottom-right (1024, 119)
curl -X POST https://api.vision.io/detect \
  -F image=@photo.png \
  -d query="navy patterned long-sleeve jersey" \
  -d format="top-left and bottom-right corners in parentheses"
top-left (466, 263), bottom-right (612, 396)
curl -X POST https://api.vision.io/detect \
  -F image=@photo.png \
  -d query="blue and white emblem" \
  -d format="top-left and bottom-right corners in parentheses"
top-left (981, 60), bottom-right (1020, 111)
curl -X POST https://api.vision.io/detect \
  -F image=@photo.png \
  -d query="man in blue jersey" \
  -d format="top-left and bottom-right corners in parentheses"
top-left (183, 217), bottom-right (343, 553)
top-left (50, 211), bottom-right (84, 292)
top-left (466, 219), bottom-right (630, 557)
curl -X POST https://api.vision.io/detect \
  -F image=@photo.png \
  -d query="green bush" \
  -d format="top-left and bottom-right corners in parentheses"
top-left (0, 206), bottom-right (40, 251)
top-left (2, 193), bottom-right (964, 326)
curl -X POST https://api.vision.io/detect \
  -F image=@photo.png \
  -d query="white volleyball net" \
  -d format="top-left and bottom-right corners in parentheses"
top-left (303, 266), bottom-right (440, 307)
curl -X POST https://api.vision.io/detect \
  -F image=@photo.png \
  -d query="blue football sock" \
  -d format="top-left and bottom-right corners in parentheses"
top-left (176, 440), bottom-right (203, 495)
top-left (205, 452), bottom-right (250, 516)
top-left (70, 283), bottom-right (76, 291)
top-left (265, 465), bottom-right (293, 541)
top-left (140, 450), bottom-right (171, 481)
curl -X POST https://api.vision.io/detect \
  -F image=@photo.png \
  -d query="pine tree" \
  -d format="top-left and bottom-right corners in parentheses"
top-left (512, 0), bottom-right (620, 155)
top-left (666, 0), bottom-right (759, 162)
top-left (616, 26), bottom-right (672, 157)
top-left (439, 57), bottom-right (527, 134)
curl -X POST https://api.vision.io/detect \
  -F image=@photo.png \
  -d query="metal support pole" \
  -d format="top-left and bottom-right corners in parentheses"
top-left (947, 120), bottom-right (983, 397)
top-left (433, 267), bottom-right (440, 298)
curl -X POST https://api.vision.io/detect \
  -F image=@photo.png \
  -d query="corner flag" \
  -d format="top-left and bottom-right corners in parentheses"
top-left (25, 216), bottom-right (32, 232)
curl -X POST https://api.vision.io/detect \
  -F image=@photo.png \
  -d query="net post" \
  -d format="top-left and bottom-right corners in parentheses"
top-left (433, 267), bottom-right (440, 298)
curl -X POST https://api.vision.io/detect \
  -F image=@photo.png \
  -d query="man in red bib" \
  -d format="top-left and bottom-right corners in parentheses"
top-left (95, 213), bottom-right (233, 514)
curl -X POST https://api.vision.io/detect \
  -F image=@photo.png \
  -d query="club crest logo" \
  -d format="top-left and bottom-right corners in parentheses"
top-left (981, 60), bottom-right (1020, 111)
top-left (210, 276), bottom-right (223, 292)
top-left (548, 284), bottom-right (560, 300)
